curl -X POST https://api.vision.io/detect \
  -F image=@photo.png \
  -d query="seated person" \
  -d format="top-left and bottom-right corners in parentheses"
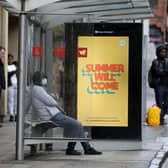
top-left (31, 71), bottom-right (102, 155)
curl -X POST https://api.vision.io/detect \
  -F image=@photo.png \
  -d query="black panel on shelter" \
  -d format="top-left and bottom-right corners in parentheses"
top-left (64, 23), bottom-right (142, 140)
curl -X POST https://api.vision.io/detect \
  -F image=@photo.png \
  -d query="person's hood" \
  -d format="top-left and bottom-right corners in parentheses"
top-left (32, 71), bottom-right (46, 86)
top-left (156, 45), bottom-right (166, 58)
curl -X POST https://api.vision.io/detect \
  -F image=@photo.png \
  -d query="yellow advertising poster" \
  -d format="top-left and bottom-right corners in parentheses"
top-left (77, 36), bottom-right (128, 127)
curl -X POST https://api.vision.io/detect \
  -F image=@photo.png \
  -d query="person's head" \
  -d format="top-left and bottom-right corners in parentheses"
top-left (0, 46), bottom-right (6, 59)
top-left (32, 71), bottom-right (48, 86)
top-left (8, 54), bottom-right (14, 65)
top-left (156, 45), bottom-right (167, 59)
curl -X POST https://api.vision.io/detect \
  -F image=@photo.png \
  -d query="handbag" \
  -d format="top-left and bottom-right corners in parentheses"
top-left (147, 104), bottom-right (161, 126)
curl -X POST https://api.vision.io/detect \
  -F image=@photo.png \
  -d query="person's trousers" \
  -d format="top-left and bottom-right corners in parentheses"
top-left (0, 87), bottom-right (1, 97)
top-left (0, 87), bottom-right (2, 124)
top-left (50, 112), bottom-right (91, 151)
top-left (8, 85), bottom-right (17, 117)
top-left (154, 85), bottom-right (168, 121)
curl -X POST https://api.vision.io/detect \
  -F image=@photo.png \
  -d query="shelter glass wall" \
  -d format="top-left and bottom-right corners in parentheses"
top-left (24, 14), bottom-right (90, 139)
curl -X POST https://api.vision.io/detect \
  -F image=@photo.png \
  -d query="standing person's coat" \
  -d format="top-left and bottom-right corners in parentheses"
top-left (0, 59), bottom-right (5, 96)
top-left (0, 47), bottom-right (6, 126)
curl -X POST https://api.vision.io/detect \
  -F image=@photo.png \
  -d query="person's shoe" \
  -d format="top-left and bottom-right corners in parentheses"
top-left (0, 115), bottom-right (4, 123)
top-left (66, 150), bottom-right (82, 155)
top-left (160, 119), bottom-right (166, 125)
top-left (84, 148), bottom-right (102, 155)
top-left (45, 144), bottom-right (53, 151)
top-left (15, 115), bottom-right (17, 122)
top-left (160, 121), bottom-right (166, 125)
top-left (9, 116), bottom-right (13, 122)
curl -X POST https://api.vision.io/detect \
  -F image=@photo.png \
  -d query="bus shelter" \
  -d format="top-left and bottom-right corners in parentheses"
top-left (0, 0), bottom-right (152, 160)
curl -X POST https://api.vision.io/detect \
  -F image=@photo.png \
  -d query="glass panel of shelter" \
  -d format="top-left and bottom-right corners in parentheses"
top-left (24, 14), bottom-right (90, 140)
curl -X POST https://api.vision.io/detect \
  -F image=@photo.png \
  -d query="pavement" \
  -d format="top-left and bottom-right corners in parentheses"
top-left (1, 117), bottom-right (168, 168)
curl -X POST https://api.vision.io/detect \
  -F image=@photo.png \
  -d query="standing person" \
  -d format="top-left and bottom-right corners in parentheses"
top-left (0, 47), bottom-right (6, 127)
top-left (32, 71), bottom-right (102, 155)
top-left (149, 45), bottom-right (168, 125)
top-left (7, 54), bottom-right (17, 122)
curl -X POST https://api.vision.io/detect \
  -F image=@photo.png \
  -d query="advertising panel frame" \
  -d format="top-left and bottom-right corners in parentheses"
top-left (64, 23), bottom-right (142, 140)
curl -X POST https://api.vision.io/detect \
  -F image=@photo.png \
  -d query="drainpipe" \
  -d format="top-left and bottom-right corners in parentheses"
top-left (163, 0), bottom-right (167, 44)
top-left (16, 0), bottom-right (26, 161)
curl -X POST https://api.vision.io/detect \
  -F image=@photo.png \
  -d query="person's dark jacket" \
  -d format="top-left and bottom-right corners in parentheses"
top-left (0, 60), bottom-right (6, 90)
top-left (8, 70), bottom-right (16, 87)
top-left (151, 47), bottom-right (168, 87)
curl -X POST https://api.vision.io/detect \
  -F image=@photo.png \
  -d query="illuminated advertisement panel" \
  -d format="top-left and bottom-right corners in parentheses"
top-left (77, 36), bottom-right (128, 126)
